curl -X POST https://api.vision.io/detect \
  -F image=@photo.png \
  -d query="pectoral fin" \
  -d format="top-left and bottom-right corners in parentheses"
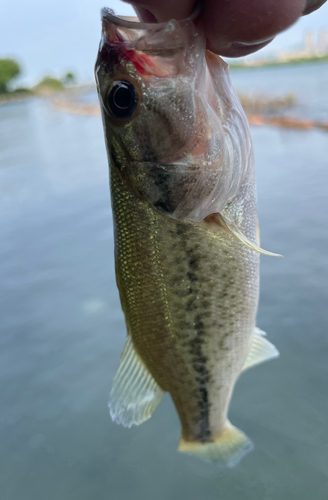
top-left (109, 336), bottom-right (165, 427)
top-left (218, 214), bottom-right (282, 258)
top-left (242, 327), bottom-right (279, 372)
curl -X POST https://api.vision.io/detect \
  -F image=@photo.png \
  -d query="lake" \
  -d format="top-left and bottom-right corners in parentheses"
top-left (0, 62), bottom-right (328, 500)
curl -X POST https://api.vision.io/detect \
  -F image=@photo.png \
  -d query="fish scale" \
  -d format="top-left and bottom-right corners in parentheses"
top-left (111, 165), bottom-right (259, 443)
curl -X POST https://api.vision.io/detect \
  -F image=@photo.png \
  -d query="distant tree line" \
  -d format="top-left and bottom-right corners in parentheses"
top-left (0, 59), bottom-right (20, 93)
top-left (37, 72), bottom-right (76, 91)
top-left (0, 57), bottom-right (76, 94)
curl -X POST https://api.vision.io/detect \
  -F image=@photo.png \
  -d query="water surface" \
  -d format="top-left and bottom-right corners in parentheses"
top-left (0, 63), bottom-right (328, 500)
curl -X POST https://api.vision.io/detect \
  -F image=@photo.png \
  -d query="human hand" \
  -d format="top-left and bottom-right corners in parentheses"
top-left (128, 0), bottom-right (327, 57)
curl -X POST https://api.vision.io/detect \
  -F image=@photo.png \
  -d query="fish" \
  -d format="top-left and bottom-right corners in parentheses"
top-left (95, 8), bottom-right (280, 467)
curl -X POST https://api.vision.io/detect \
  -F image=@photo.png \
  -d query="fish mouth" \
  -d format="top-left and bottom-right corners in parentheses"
top-left (100, 6), bottom-right (201, 57)
top-left (101, 6), bottom-right (201, 31)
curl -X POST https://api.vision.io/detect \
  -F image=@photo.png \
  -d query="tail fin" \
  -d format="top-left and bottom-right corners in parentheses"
top-left (178, 421), bottom-right (253, 467)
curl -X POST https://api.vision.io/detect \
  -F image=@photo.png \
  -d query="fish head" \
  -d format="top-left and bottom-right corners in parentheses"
top-left (95, 9), bottom-right (253, 221)
top-left (95, 10), bottom-right (204, 162)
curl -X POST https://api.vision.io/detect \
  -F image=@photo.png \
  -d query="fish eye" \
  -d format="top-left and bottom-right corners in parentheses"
top-left (106, 80), bottom-right (138, 120)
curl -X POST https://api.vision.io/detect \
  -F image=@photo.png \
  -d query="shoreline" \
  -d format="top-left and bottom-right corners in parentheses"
top-left (1, 86), bottom-right (327, 133)
top-left (229, 55), bottom-right (328, 70)
top-left (0, 84), bottom-right (94, 106)
top-left (51, 98), bottom-right (328, 132)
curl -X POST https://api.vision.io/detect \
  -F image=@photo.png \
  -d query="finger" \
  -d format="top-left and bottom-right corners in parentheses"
top-left (133, 6), bottom-right (157, 23)
top-left (303, 0), bottom-right (327, 14)
top-left (203, 0), bottom-right (307, 57)
top-left (129, 0), bottom-right (195, 22)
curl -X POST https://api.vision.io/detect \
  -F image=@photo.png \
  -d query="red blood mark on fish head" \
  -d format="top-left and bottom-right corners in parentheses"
top-left (97, 21), bottom-right (159, 78)
top-left (99, 41), bottom-right (161, 78)
top-left (97, 19), bottom-right (184, 80)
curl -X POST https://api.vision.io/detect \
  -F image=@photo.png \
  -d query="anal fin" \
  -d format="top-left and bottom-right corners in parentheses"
top-left (109, 336), bottom-right (165, 427)
top-left (242, 327), bottom-right (279, 372)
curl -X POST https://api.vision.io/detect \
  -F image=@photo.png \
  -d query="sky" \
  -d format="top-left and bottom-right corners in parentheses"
top-left (0, 0), bottom-right (327, 86)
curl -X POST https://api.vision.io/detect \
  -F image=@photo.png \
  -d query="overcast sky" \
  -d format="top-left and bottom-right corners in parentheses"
top-left (0, 0), bottom-right (327, 85)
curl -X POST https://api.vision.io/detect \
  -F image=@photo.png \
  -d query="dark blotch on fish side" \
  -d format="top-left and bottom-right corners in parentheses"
top-left (193, 362), bottom-right (207, 373)
top-left (190, 312), bottom-right (211, 440)
top-left (154, 200), bottom-right (176, 213)
top-left (153, 168), bottom-right (176, 214)
top-left (110, 147), bottom-right (123, 171)
top-left (187, 272), bottom-right (198, 282)
top-left (175, 225), bottom-right (212, 442)
top-left (198, 388), bottom-right (211, 440)
top-left (195, 316), bottom-right (204, 330)
top-left (189, 257), bottom-right (199, 270)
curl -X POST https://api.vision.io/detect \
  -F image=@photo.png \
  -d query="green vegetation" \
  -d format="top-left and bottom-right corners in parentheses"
top-left (0, 59), bottom-right (21, 93)
top-left (12, 87), bottom-right (31, 94)
top-left (64, 72), bottom-right (75, 84)
top-left (237, 92), bottom-right (295, 114)
top-left (0, 56), bottom-right (77, 101)
top-left (34, 72), bottom-right (77, 94)
top-left (35, 76), bottom-right (64, 92)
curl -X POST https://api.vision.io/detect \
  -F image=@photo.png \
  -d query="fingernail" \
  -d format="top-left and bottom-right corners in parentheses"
top-left (303, 0), bottom-right (327, 15)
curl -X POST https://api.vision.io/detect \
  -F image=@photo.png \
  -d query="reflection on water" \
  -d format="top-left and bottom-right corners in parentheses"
top-left (230, 61), bottom-right (328, 120)
top-left (0, 64), bottom-right (328, 500)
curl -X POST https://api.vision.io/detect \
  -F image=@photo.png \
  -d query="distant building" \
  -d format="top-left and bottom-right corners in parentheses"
top-left (304, 31), bottom-right (316, 56)
top-left (318, 29), bottom-right (328, 55)
top-left (233, 27), bottom-right (328, 67)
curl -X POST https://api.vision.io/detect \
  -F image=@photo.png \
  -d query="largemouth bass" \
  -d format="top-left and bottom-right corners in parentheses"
top-left (95, 8), bottom-right (279, 467)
